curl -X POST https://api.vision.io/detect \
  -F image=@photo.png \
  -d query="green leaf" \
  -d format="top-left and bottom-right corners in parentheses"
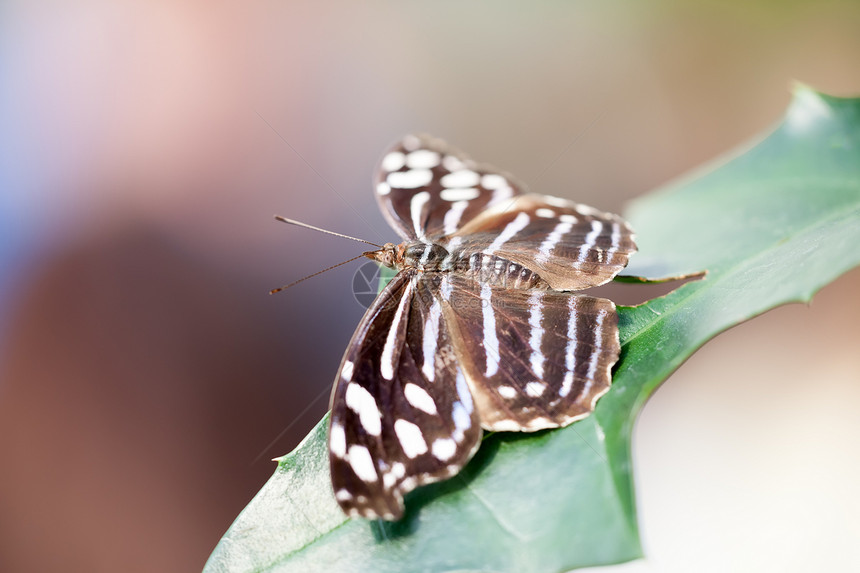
top-left (204, 87), bottom-right (860, 573)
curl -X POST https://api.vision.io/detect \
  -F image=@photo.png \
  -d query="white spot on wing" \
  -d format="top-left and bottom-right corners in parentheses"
top-left (583, 309), bottom-right (607, 395)
top-left (341, 360), bottom-right (354, 381)
top-left (526, 416), bottom-right (552, 429)
top-left (440, 275), bottom-right (453, 301)
top-left (560, 214), bottom-right (578, 224)
top-left (406, 149), bottom-right (440, 169)
top-left (376, 182), bottom-right (391, 196)
top-left (381, 151), bottom-right (406, 172)
top-left (481, 283), bottom-right (500, 377)
top-left (432, 438), bottom-right (457, 461)
top-left (485, 212), bottom-right (530, 254)
top-left (536, 208), bottom-right (555, 218)
top-left (394, 419), bottom-right (428, 458)
top-left (536, 221), bottom-right (574, 264)
top-left (492, 419), bottom-right (522, 432)
top-left (578, 220), bottom-right (604, 262)
top-left (452, 401), bottom-right (471, 441)
top-left (481, 174), bottom-right (507, 189)
top-left (382, 471), bottom-right (397, 489)
top-left (442, 200), bottom-right (469, 235)
top-left (455, 369), bottom-right (473, 413)
top-left (498, 385), bottom-right (517, 399)
top-left (440, 187), bottom-right (481, 202)
top-left (381, 279), bottom-right (415, 379)
top-left (527, 291), bottom-right (546, 378)
top-left (345, 382), bottom-right (382, 436)
top-left (441, 169), bottom-right (480, 188)
top-left (388, 169), bottom-right (433, 189)
top-left (335, 489), bottom-right (352, 501)
top-left (404, 383), bottom-right (438, 415)
top-left (329, 423), bottom-right (347, 457)
top-left (605, 221), bottom-right (622, 263)
top-left (348, 445), bottom-right (378, 482)
top-left (560, 297), bottom-right (579, 398)
top-left (409, 191), bottom-right (431, 237)
top-left (421, 300), bottom-right (442, 381)
top-left (526, 381), bottom-right (546, 397)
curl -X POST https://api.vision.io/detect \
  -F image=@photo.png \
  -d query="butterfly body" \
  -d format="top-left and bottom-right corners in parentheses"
top-left (365, 241), bottom-right (549, 290)
top-left (326, 135), bottom-right (637, 520)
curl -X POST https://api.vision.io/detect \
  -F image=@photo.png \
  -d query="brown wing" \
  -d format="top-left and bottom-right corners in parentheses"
top-left (328, 271), bottom-right (482, 520)
top-left (374, 134), bottom-right (526, 241)
top-left (438, 273), bottom-right (619, 432)
top-left (447, 194), bottom-right (637, 291)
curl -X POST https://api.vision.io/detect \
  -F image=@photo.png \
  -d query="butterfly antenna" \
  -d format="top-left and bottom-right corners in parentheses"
top-left (269, 254), bottom-right (367, 294)
top-left (274, 215), bottom-right (381, 247)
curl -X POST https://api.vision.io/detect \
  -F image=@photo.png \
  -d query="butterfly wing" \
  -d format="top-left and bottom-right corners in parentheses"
top-left (438, 274), bottom-right (619, 432)
top-left (330, 135), bottom-right (634, 519)
top-left (448, 193), bottom-right (637, 291)
top-left (329, 271), bottom-right (481, 520)
top-left (374, 134), bottom-right (525, 241)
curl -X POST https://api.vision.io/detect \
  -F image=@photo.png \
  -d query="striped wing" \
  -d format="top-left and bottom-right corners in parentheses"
top-left (328, 271), bottom-right (481, 520)
top-left (374, 134), bottom-right (525, 241)
top-left (448, 194), bottom-right (637, 291)
top-left (439, 274), bottom-right (619, 432)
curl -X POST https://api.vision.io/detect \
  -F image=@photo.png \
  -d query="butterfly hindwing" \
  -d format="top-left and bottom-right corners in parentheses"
top-left (448, 194), bottom-right (637, 291)
top-left (374, 134), bottom-right (525, 241)
top-left (329, 271), bottom-right (481, 519)
top-left (438, 274), bottom-right (619, 432)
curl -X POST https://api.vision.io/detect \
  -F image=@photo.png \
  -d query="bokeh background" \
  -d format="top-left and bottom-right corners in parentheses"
top-left (1, 2), bottom-right (859, 572)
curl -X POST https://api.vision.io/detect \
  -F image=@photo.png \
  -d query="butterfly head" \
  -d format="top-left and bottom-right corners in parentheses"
top-left (363, 242), bottom-right (403, 269)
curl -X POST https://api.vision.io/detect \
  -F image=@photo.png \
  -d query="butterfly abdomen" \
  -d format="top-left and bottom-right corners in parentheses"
top-left (400, 242), bottom-right (547, 290)
top-left (440, 250), bottom-right (549, 290)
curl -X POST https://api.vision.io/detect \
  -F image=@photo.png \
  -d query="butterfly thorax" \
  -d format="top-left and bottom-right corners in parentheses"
top-left (365, 241), bottom-right (549, 289)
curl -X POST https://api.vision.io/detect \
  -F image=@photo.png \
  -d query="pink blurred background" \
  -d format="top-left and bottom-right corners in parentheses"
top-left (1, 2), bottom-right (858, 572)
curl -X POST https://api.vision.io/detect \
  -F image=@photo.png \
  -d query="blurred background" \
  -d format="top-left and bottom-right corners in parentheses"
top-left (1, 1), bottom-right (859, 571)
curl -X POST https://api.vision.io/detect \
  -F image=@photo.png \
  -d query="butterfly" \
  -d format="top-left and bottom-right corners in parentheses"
top-left (328, 134), bottom-right (637, 520)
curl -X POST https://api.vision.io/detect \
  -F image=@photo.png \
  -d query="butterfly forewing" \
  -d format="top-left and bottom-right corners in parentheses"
top-left (449, 194), bottom-right (637, 291)
top-left (439, 274), bottom-right (619, 431)
top-left (374, 134), bottom-right (526, 241)
top-left (329, 271), bottom-right (481, 519)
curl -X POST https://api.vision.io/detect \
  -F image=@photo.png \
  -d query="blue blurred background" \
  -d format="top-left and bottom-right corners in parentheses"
top-left (1, 2), bottom-right (858, 571)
